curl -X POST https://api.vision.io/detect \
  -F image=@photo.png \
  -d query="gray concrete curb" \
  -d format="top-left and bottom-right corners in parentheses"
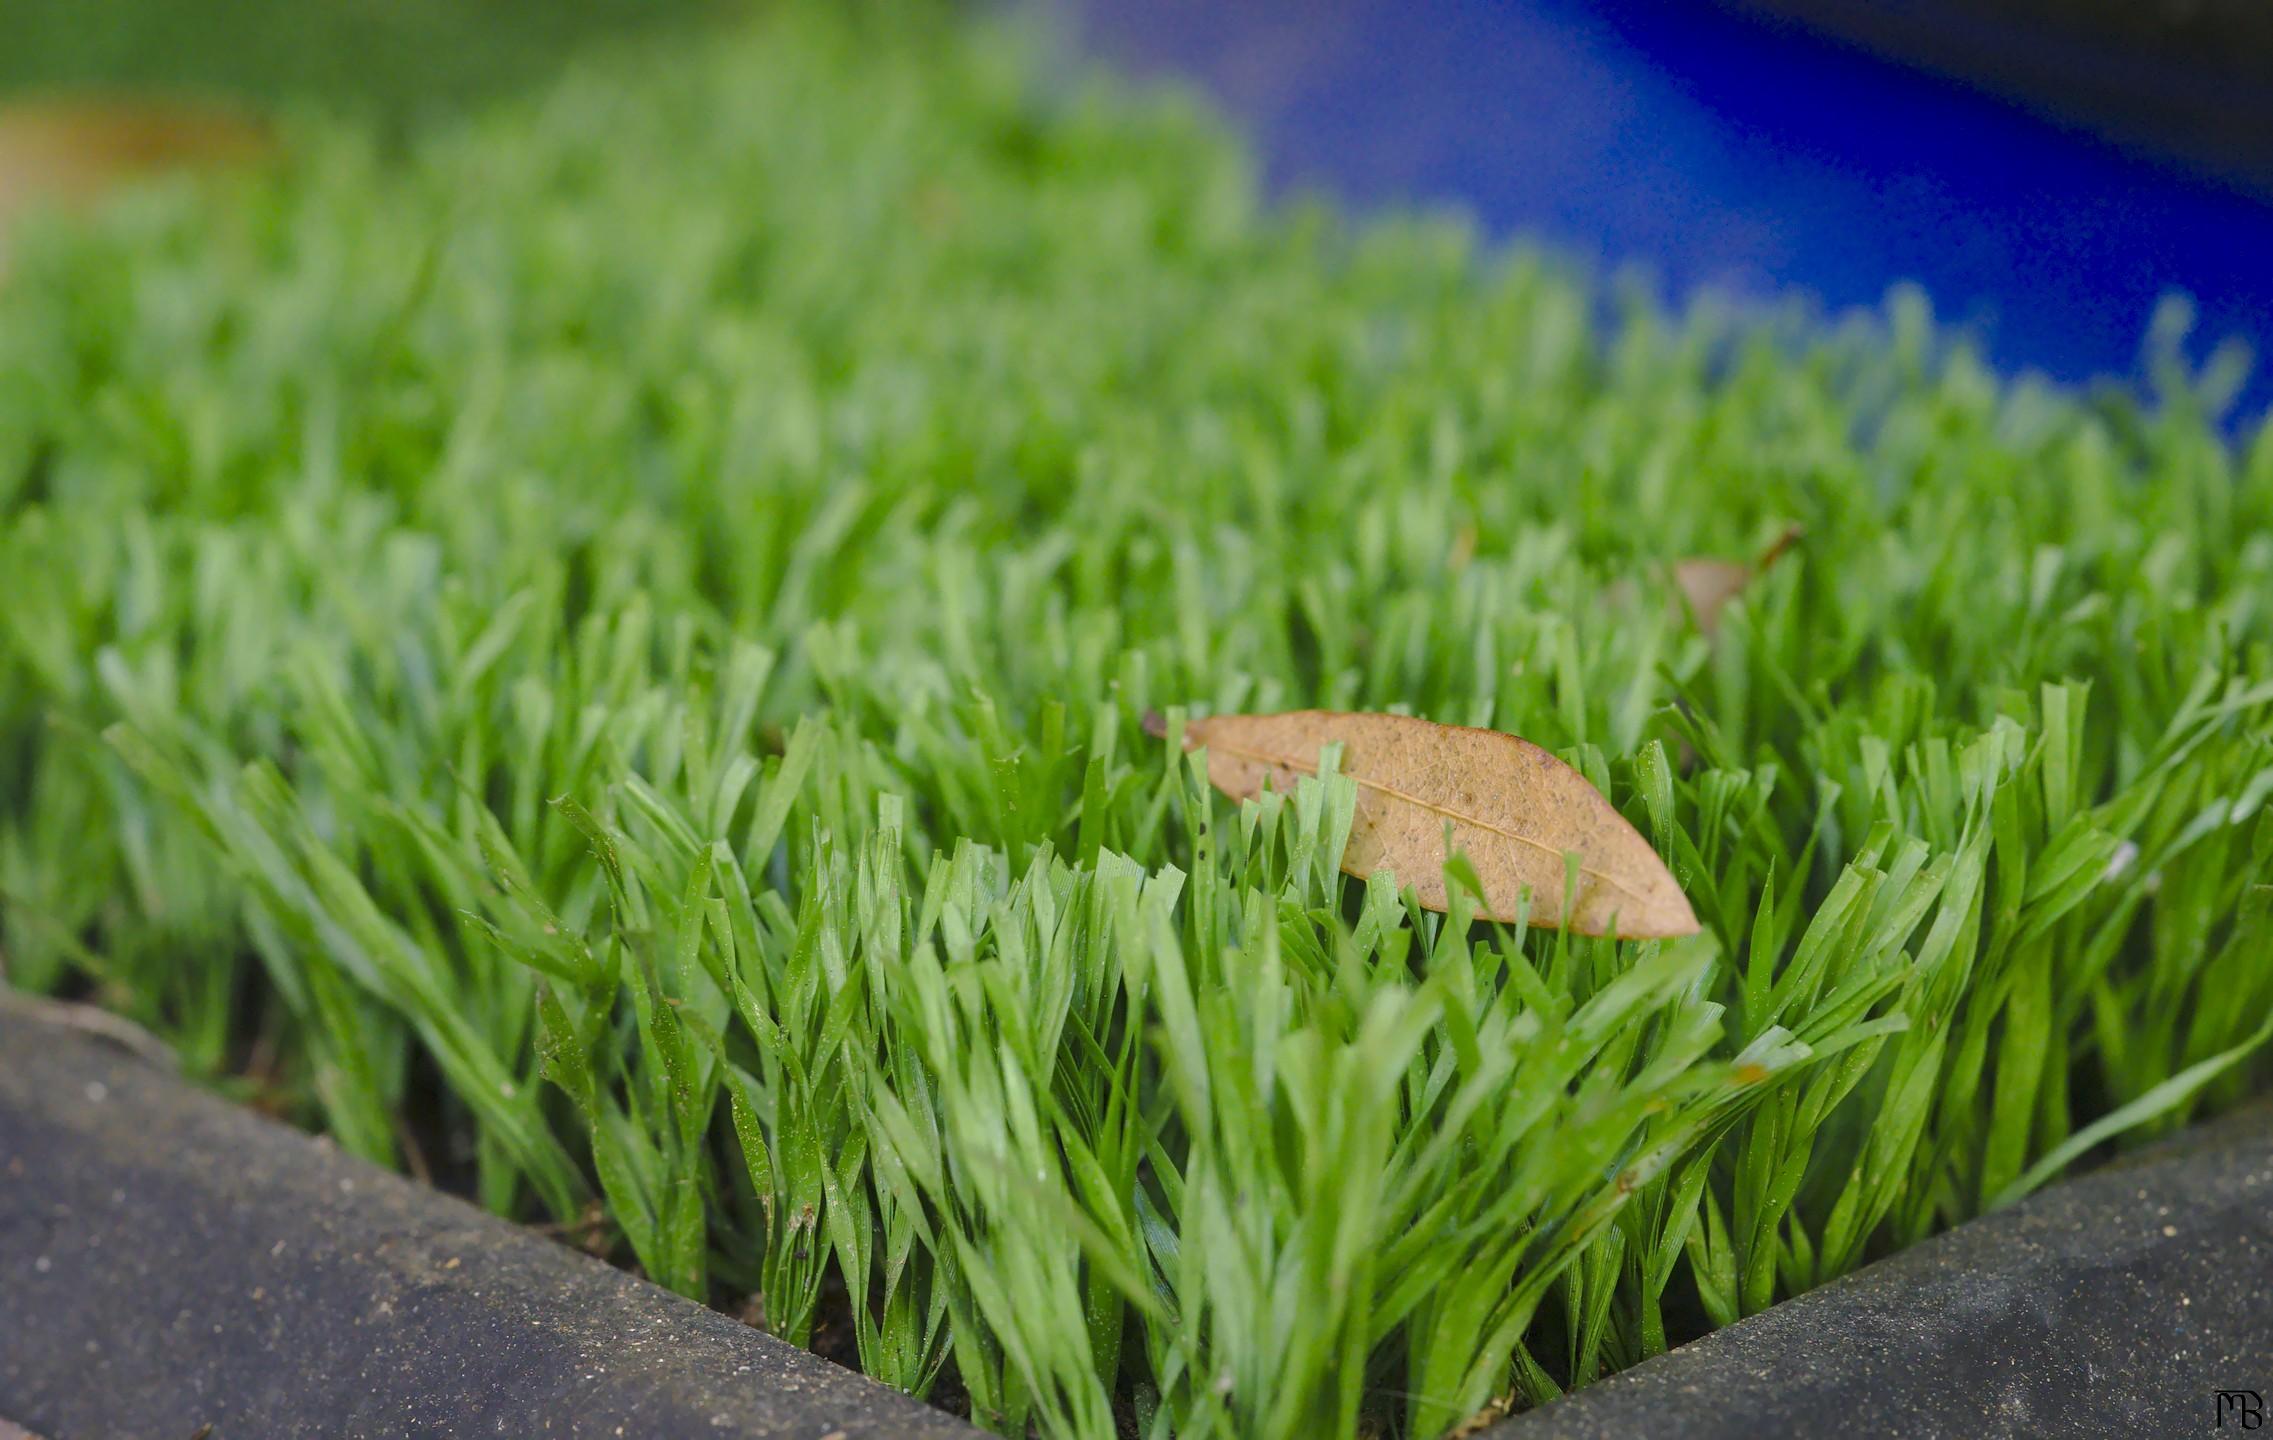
top-left (7, 998), bottom-right (2271, 1439)
top-left (1489, 1097), bottom-right (2273, 1438)
top-left (0, 1004), bottom-right (976, 1440)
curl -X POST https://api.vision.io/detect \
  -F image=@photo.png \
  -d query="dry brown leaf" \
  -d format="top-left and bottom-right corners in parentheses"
top-left (0, 97), bottom-right (271, 273)
top-left (1148, 708), bottom-right (1699, 939)
top-left (1671, 523), bottom-right (1803, 637)
top-left (1669, 557), bottom-right (1752, 637)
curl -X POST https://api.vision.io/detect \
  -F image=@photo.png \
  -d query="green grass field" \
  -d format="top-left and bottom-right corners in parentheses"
top-left (3, 3), bottom-right (2270, 1435)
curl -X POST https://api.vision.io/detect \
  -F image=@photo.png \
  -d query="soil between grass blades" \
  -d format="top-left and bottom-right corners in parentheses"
top-left (2, 1), bottom-right (2271, 1437)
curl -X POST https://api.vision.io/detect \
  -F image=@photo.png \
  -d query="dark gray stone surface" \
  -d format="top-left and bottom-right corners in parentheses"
top-left (1492, 1099), bottom-right (2273, 1438)
top-left (0, 1003), bottom-right (975, 1440)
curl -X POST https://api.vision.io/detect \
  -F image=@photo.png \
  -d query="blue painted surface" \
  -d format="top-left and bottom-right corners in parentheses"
top-left (1071, 0), bottom-right (2273, 422)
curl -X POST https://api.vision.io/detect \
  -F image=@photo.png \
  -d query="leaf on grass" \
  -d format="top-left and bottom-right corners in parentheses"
top-left (0, 97), bottom-right (272, 270)
top-left (1148, 709), bottom-right (1699, 938)
top-left (1672, 523), bottom-right (1803, 637)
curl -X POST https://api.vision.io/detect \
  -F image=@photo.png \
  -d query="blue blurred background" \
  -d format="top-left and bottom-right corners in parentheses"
top-left (1070, 0), bottom-right (2273, 424)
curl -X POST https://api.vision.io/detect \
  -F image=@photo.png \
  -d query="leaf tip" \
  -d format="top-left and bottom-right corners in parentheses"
top-left (1604, 881), bottom-right (1702, 941)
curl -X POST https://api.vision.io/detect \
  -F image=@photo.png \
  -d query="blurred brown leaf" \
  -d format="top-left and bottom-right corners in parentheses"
top-left (0, 96), bottom-right (271, 272)
top-left (1672, 522), bottom-right (1803, 637)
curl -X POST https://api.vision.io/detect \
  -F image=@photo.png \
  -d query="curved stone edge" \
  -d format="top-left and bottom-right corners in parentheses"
top-left (0, 1002), bottom-right (976, 1440)
top-left (10, 994), bottom-right (2271, 1440)
top-left (1489, 1096), bottom-right (2273, 1438)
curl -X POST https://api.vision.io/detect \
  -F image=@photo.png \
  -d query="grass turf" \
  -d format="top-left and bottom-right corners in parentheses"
top-left (0, 0), bottom-right (726, 128)
top-left (4, 2), bottom-right (2273, 1434)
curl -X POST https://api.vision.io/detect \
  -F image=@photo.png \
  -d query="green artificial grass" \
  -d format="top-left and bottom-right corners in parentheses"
top-left (4, 3), bottom-right (2272, 1435)
top-left (0, 0), bottom-right (727, 126)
